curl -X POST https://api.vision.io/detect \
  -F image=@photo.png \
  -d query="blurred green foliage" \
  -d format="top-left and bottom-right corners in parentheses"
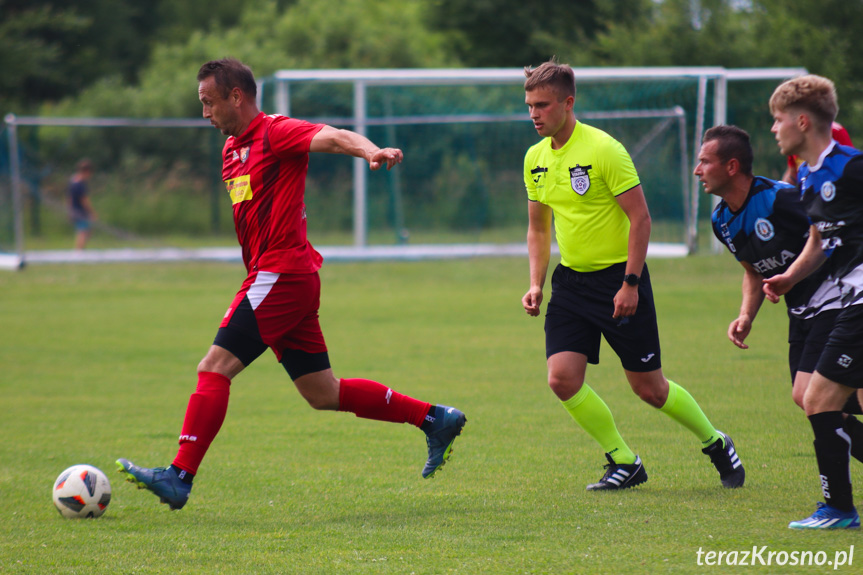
top-left (3, 0), bottom-right (861, 248)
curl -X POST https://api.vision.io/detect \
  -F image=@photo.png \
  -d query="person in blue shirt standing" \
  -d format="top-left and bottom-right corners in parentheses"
top-left (67, 159), bottom-right (96, 250)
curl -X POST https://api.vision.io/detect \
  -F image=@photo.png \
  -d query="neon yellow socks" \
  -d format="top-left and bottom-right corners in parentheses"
top-left (658, 380), bottom-right (720, 448)
top-left (561, 380), bottom-right (720, 464)
top-left (560, 384), bottom-right (637, 464)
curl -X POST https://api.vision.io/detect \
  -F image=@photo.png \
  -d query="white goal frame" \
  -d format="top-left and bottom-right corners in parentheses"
top-left (2, 66), bottom-right (806, 269)
top-left (262, 66), bottom-right (805, 252)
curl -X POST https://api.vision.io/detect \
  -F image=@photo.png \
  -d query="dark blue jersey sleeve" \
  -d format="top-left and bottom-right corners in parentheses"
top-left (713, 176), bottom-right (828, 309)
top-left (805, 149), bottom-right (863, 281)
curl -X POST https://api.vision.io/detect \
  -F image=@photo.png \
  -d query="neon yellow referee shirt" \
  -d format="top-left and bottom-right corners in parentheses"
top-left (524, 121), bottom-right (641, 272)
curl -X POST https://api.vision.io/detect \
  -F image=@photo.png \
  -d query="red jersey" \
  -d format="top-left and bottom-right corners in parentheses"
top-left (221, 112), bottom-right (325, 274)
top-left (787, 121), bottom-right (853, 171)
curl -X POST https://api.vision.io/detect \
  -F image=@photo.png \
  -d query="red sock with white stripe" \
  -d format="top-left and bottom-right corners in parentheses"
top-left (338, 378), bottom-right (430, 428)
top-left (172, 371), bottom-right (231, 475)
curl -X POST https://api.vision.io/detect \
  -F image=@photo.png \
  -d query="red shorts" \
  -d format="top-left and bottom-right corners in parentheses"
top-left (219, 270), bottom-right (328, 363)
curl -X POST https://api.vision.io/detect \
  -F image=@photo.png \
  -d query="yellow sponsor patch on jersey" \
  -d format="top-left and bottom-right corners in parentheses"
top-left (225, 175), bottom-right (252, 204)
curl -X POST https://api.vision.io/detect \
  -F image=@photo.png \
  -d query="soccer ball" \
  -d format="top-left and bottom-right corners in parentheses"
top-left (52, 464), bottom-right (112, 519)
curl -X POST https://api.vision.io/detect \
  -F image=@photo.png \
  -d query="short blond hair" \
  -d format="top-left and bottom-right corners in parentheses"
top-left (769, 75), bottom-right (838, 131)
top-left (524, 57), bottom-right (576, 101)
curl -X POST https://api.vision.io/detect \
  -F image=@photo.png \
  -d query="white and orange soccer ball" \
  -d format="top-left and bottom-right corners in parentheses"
top-left (52, 464), bottom-right (112, 519)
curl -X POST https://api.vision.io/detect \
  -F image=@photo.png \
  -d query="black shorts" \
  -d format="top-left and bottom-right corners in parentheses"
top-left (788, 308), bottom-right (842, 382)
top-left (544, 262), bottom-right (662, 372)
top-left (815, 303), bottom-right (863, 388)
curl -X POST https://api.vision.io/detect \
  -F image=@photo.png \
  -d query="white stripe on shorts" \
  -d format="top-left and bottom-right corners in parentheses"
top-left (247, 271), bottom-right (280, 311)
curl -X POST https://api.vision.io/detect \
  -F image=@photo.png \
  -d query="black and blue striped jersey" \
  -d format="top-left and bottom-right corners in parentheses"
top-left (712, 176), bottom-right (831, 312)
top-left (802, 142), bottom-right (863, 305)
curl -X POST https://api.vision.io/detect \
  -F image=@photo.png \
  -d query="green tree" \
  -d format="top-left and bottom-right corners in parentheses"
top-left (427, 0), bottom-right (647, 67)
top-left (0, 2), bottom-right (86, 113)
top-left (582, 0), bottom-right (757, 66)
top-left (749, 0), bottom-right (863, 133)
top-left (44, 0), bottom-right (460, 119)
top-left (153, 0), bottom-right (275, 42)
top-left (581, 0), bottom-right (863, 136)
top-left (0, 0), bottom-right (167, 114)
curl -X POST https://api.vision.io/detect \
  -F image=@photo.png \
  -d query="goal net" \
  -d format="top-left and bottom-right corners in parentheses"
top-left (1, 67), bottom-right (805, 267)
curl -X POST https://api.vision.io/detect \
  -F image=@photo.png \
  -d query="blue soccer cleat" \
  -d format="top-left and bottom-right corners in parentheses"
top-left (422, 406), bottom-right (466, 478)
top-left (116, 458), bottom-right (191, 510)
top-left (789, 502), bottom-right (860, 529)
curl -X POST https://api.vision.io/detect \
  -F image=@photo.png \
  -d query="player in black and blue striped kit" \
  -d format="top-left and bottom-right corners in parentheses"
top-left (699, 123), bottom-right (863, 453)
top-left (764, 75), bottom-right (863, 530)
top-left (700, 125), bottom-right (863, 405)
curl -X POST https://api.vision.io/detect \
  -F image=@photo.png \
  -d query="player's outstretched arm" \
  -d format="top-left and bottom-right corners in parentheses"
top-left (309, 125), bottom-right (403, 170)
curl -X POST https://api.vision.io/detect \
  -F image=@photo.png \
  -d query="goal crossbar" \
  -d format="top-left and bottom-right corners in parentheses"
top-left (2, 66), bottom-right (807, 270)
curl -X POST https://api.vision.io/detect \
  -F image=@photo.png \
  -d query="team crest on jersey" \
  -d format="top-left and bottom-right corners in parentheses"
top-left (240, 147), bottom-right (250, 164)
top-left (821, 181), bottom-right (836, 202)
top-left (569, 165), bottom-right (592, 195)
top-left (754, 218), bottom-right (775, 241)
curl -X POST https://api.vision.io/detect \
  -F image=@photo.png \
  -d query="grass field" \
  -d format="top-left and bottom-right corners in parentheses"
top-left (0, 254), bottom-right (859, 574)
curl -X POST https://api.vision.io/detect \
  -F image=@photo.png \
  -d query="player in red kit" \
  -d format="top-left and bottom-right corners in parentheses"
top-left (117, 58), bottom-right (466, 510)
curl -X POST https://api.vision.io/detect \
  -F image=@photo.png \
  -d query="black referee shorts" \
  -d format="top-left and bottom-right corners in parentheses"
top-left (544, 262), bottom-right (662, 372)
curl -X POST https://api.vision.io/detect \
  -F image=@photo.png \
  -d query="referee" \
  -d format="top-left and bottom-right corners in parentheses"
top-left (521, 59), bottom-right (744, 490)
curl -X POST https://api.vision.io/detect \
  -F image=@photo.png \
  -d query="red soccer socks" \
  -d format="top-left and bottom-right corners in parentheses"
top-left (338, 378), bottom-right (430, 428)
top-left (173, 371), bottom-right (231, 475)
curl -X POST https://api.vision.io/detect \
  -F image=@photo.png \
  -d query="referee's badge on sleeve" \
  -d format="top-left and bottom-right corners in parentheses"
top-left (570, 165), bottom-right (591, 195)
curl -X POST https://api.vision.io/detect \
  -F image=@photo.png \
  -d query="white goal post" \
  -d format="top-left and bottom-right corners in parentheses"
top-left (2, 66), bottom-right (806, 269)
top-left (261, 67), bottom-right (805, 252)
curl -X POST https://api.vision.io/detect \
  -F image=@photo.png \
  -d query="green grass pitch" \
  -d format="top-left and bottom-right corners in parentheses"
top-left (0, 255), bottom-right (859, 574)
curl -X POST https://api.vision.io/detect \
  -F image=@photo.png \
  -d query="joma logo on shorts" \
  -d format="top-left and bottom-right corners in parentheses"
top-left (838, 354), bottom-right (854, 368)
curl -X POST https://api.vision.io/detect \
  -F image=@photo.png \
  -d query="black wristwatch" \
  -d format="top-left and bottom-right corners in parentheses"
top-left (623, 273), bottom-right (640, 286)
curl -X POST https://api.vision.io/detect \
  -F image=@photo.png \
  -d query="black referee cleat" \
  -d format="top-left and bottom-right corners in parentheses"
top-left (702, 431), bottom-right (745, 488)
top-left (586, 453), bottom-right (648, 491)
